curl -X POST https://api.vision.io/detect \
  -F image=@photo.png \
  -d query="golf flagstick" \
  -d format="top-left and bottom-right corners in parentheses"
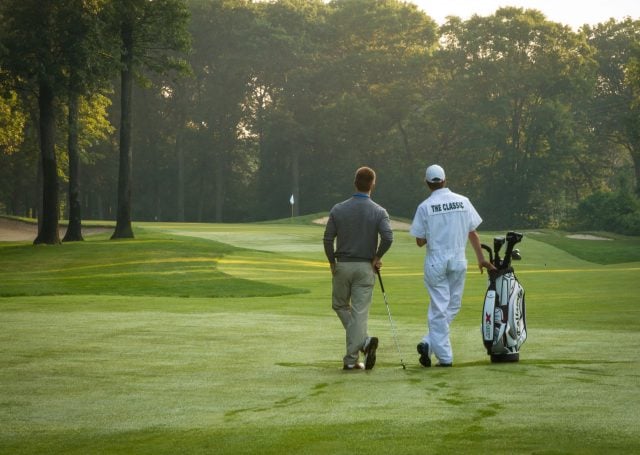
top-left (376, 270), bottom-right (406, 370)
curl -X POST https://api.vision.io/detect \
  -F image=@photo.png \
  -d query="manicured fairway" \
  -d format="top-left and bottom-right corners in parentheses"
top-left (1, 221), bottom-right (639, 454)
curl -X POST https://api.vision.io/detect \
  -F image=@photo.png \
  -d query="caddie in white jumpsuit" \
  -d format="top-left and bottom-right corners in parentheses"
top-left (410, 164), bottom-right (494, 367)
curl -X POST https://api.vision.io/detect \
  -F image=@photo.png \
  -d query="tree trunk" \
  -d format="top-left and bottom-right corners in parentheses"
top-left (112, 21), bottom-right (135, 239)
top-left (197, 172), bottom-right (205, 222)
top-left (291, 147), bottom-right (300, 217)
top-left (631, 145), bottom-right (640, 194)
top-left (176, 129), bottom-right (185, 222)
top-left (214, 152), bottom-right (225, 222)
top-left (36, 154), bottom-right (42, 230)
top-left (34, 80), bottom-right (60, 245)
top-left (97, 194), bottom-right (104, 220)
top-left (397, 121), bottom-right (412, 161)
top-left (63, 91), bottom-right (83, 241)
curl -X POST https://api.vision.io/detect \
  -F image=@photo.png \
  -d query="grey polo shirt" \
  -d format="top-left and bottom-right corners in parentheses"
top-left (323, 193), bottom-right (393, 263)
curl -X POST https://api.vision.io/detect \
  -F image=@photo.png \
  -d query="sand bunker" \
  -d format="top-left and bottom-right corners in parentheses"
top-left (566, 234), bottom-right (612, 241)
top-left (0, 218), bottom-right (109, 242)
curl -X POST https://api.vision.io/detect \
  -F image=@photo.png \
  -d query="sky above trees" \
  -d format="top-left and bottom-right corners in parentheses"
top-left (412, 0), bottom-right (639, 29)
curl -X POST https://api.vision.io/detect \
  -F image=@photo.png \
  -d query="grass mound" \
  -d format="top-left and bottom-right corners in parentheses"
top-left (0, 229), bottom-right (303, 298)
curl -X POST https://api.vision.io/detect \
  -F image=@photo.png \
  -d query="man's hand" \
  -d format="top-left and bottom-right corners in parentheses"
top-left (478, 259), bottom-right (496, 274)
top-left (330, 262), bottom-right (336, 276)
top-left (371, 256), bottom-right (382, 272)
top-left (469, 231), bottom-right (495, 274)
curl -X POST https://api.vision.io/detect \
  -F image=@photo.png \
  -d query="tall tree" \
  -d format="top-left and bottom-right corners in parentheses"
top-left (0, 85), bottom-right (39, 218)
top-left (250, 0), bottom-right (327, 219)
top-left (110, 0), bottom-right (190, 238)
top-left (585, 19), bottom-right (640, 192)
top-left (0, 83), bottom-right (30, 216)
top-left (187, 0), bottom-right (260, 222)
top-left (0, 87), bottom-right (26, 156)
top-left (0, 1), bottom-right (69, 244)
top-left (1, 0), bottom-right (116, 242)
top-left (60, 0), bottom-right (116, 241)
top-left (320, 0), bottom-right (438, 214)
top-left (433, 8), bottom-right (596, 227)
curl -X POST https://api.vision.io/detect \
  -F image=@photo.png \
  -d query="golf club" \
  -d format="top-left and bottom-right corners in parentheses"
top-left (376, 270), bottom-right (406, 370)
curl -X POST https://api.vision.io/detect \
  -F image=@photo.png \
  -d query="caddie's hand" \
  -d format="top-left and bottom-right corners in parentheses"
top-left (372, 257), bottom-right (382, 272)
top-left (478, 259), bottom-right (496, 274)
top-left (330, 262), bottom-right (336, 276)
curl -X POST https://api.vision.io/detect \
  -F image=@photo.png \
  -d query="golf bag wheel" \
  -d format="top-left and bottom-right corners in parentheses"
top-left (490, 352), bottom-right (519, 363)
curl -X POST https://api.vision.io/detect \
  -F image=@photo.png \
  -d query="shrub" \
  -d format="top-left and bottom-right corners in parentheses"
top-left (569, 189), bottom-right (640, 235)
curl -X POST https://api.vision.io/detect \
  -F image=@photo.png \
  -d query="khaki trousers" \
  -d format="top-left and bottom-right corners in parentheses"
top-left (332, 261), bottom-right (375, 365)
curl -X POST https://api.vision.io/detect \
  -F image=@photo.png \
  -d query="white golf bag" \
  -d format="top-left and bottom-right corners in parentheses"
top-left (481, 232), bottom-right (527, 363)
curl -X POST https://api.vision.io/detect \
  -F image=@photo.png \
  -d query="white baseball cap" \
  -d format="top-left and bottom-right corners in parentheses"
top-left (425, 164), bottom-right (445, 183)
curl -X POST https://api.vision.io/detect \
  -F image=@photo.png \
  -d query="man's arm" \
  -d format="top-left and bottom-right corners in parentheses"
top-left (468, 230), bottom-right (495, 273)
top-left (375, 212), bottom-right (393, 258)
top-left (323, 214), bottom-right (337, 274)
top-left (372, 212), bottom-right (393, 271)
top-left (410, 204), bottom-right (426, 248)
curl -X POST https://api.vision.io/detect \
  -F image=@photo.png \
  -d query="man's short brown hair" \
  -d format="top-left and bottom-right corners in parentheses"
top-left (354, 166), bottom-right (376, 192)
top-left (427, 180), bottom-right (445, 191)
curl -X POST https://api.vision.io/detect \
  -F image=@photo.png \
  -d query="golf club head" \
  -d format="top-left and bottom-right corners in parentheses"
top-left (506, 231), bottom-right (523, 245)
top-left (501, 232), bottom-right (523, 269)
top-left (511, 249), bottom-right (522, 260)
top-left (493, 236), bottom-right (505, 254)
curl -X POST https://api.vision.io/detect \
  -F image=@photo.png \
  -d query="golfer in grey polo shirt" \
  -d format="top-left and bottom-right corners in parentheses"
top-left (323, 166), bottom-right (393, 370)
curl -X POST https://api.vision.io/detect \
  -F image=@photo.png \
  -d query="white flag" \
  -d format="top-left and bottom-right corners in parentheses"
top-left (289, 194), bottom-right (295, 205)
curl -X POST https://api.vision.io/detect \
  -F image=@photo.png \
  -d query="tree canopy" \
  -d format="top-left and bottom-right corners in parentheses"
top-left (1, 0), bottom-right (639, 234)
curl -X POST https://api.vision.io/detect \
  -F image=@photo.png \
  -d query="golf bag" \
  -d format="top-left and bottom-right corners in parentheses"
top-left (481, 231), bottom-right (527, 363)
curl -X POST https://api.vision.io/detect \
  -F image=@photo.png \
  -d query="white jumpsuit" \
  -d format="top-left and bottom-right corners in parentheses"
top-left (410, 188), bottom-right (482, 364)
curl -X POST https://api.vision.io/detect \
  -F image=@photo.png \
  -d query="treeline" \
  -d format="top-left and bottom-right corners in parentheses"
top-left (1, 0), bottom-right (640, 243)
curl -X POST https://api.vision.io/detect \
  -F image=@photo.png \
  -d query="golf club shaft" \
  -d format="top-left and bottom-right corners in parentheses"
top-left (376, 270), bottom-right (406, 368)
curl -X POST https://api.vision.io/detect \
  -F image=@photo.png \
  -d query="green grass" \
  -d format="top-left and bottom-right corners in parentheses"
top-left (528, 229), bottom-right (640, 264)
top-left (1, 222), bottom-right (639, 454)
top-left (0, 228), bottom-right (302, 298)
